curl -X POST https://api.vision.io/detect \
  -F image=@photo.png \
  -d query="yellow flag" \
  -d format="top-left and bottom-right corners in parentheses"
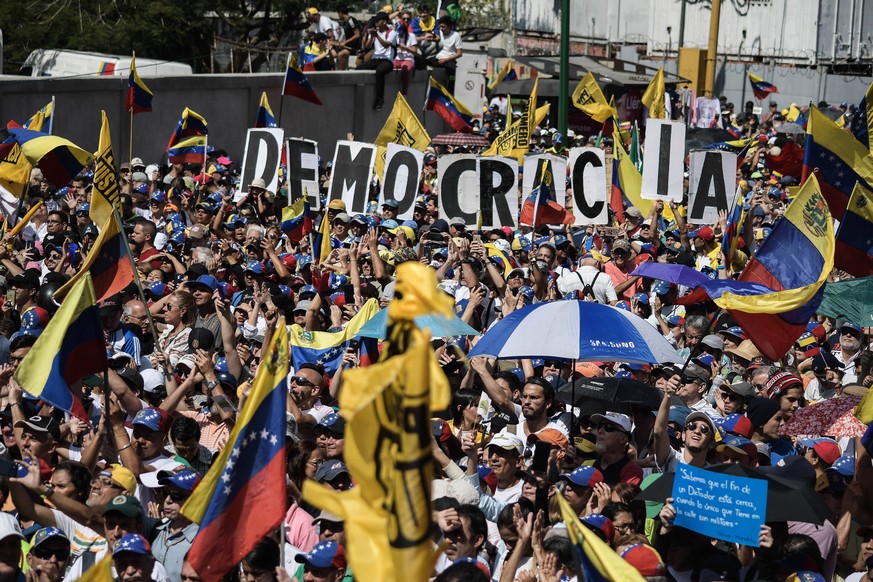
top-left (374, 92), bottom-right (431, 180)
top-left (641, 67), bottom-right (666, 119)
top-left (786, 104), bottom-right (801, 122)
top-left (572, 72), bottom-right (614, 122)
top-left (484, 78), bottom-right (549, 164)
top-left (90, 111), bottom-right (122, 226)
top-left (302, 263), bottom-right (452, 582)
top-left (0, 141), bottom-right (32, 194)
top-left (74, 554), bottom-right (113, 581)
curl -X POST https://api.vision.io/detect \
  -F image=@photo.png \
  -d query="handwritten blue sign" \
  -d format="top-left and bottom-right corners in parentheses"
top-left (671, 464), bottom-right (767, 547)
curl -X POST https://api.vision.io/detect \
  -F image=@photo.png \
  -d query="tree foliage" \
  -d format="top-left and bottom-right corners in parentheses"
top-left (0, 0), bottom-right (310, 74)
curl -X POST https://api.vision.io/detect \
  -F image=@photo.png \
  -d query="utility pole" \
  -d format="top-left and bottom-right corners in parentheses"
top-left (558, 0), bottom-right (570, 135)
top-left (704, 0), bottom-right (722, 97)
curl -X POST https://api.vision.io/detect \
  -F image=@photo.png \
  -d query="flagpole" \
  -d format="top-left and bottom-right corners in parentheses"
top-left (201, 135), bottom-right (209, 177)
top-left (49, 96), bottom-right (56, 135)
top-left (129, 108), bottom-right (134, 169)
top-left (110, 206), bottom-right (171, 376)
top-left (278, 96), bottom-right (286, 128)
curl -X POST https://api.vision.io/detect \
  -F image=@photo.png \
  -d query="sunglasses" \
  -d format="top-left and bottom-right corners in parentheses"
top-left (594, 423), bottom-right (623, 433)
top-left (719, 391), bottom-right (744, 402)
top-left (685, 421), bottom-right (711, 435)
top-left (31, 546), bottom-right (70, 561)
top-left (291, 376), bottom-right (317, 387)
top-left (166, 489), bottom-right (191, 503)
top-left (680, 376), bottom-right (701, 384)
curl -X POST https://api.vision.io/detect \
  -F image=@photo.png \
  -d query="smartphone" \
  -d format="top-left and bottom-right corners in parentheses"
top-left (344, 287), bottom-right (355, 305)
top-left (4, 290), bottom-right (14, 303)
top-left (347, 339), bottom-right (360, 351)
top-left (0, 458), bottom-right (27, 478)
top-left (531, 442), bottom-right (552, 472)
top-left (600, 226), bottom-right (622, 237)
top-left (472, 233), bottom-right (483, 245)
top-left (68, 243), bottom-right (79, 268)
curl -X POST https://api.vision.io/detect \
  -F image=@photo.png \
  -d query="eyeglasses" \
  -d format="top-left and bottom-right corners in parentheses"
top-left (594, 423), bottom-right (622, 433)
top-left (613, 521), bottom-right (633, 532)
top-left (291, 376), bottom-right (316, 387)
top-left (685, 422), bottom-right (711, 435)
top-left (31, 546), bottom-right (70, 561)
top-left (841, 329), bottom-right (861, 337)
top-left (680, 376), bottom-right (701, 385)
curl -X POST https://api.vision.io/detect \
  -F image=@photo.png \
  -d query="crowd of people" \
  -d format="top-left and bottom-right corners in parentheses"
top-left (300, 3), bottom-right (462, 109)
top-left (0, 69), bottom-right (870, 582)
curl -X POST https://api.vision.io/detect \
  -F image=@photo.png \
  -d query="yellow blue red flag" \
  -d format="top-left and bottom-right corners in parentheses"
top-left (14, 273), bottom-right (106, 422)
top-left (181, 322), bottom-right (289, 582)
top-left (289, 299), bottom-right (381, 375)
top-left (834, 182), bottom-right (873, 276)
top-left (126, 53), bottom-right (153, 114)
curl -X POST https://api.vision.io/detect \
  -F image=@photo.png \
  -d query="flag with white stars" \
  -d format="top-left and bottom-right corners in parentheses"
top-left (181, 321), bottom-right (289, 582)
top-left (802, 106), bottom-right (873, 221)
top-left (289, 298), bottom-right (381, 375)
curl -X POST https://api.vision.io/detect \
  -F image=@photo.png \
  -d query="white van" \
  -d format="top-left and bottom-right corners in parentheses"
top-left (22, 49), bottom-right (193, 78)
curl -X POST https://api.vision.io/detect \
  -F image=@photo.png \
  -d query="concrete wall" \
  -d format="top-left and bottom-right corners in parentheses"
top-left (0, 70), bottom-right (448, 166)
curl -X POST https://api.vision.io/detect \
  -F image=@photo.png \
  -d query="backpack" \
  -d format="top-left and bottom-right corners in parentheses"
top-left (575, 270), bottom-right (602, 302)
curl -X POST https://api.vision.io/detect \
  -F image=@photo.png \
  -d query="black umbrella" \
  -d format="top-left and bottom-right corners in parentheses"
top-left (556, 376), bottom-right (662, 411)
top-left (685, 127), bottom-right (737, 154)
top-left (635, 462), bottom-right (829, 525)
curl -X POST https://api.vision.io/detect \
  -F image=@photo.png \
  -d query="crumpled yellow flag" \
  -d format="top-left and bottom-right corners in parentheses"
top-left (303, 263), bottom-right (453, 581)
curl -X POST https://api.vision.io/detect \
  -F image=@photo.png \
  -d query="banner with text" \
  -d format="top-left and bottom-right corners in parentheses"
top-left (238, 128), bottom-right (285, 201)
top-left (285, 138), bottom-right (320, 209)
top-left (687, 150), bottom-right (739, 224)
top-left (380, 144), bottom-right (424, 221)
top-left (437, 155), bottom-right (519, 228)
top-left (569, 147), bottom-right (608, 225)
top-left (328, 140), bottom-right (377, 215)
top-left (671, 464), bottom-right (767, 547)
top-left (641, 119), bottom-right (685, 202)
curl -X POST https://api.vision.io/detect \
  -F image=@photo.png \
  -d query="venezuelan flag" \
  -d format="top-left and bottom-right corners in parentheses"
top-left (685, 175), bottom-right (834, 360)
top-left (280, 198), bottom-right (312, 242)
top-left (167, 136), bottom-right (211, 165)
top-left (6, 127), bottom-right (92, 188)
top-left (610, 151), bottom-right (625, 222)
top-left (166, 107), bottom-right (208, 151)
top-left (311, 209), bottom-right (333, 264)
top-left (283, 52), bottom-right (322, 106)
top-left (23, 101), bottom-right (53, 134)
top-left (425, 77), bottom-right (474, 132)
top-left (834, 182), bottom-right (873, 276)
top-left (612, 141), bottom-right (653, 217)
top-left (748, 73), bottom-right (779, 101)
top-left (488, 60), bottom-right (517, 93)
top-left (519, 161), bottom-right (572, 227)
top-left (255, 92), bottom-right (277, 128)
top-left (14, 273), bottom-right (106, 422)
top-left (54, 216), bottom-right (133, 303)
top-left (126, 53), bottom-right (153, 114)
top-left (181, 323), bottom-right (289, 581)
top-left (289, 299), bottom-right (380, 376)
top-left (802, 106), bottom-right (873, 220)
top-left (557, 495), bottom-right (647, 582)
top-left (850, 82), bottom-right (873, 150)
top-left (720, 194), bottom-right (744, 262)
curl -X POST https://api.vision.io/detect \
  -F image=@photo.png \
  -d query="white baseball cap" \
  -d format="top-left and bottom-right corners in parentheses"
top-left (487, 432), bottom-right (524, 455)
top-left (590, 412), bottom-right (632, 433)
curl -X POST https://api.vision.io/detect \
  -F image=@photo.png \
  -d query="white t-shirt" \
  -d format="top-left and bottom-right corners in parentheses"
top-left (557, 265), bottom-right (618, 304)
top-left (395, 31), bottom-right (417, 61)
top-left (310, 14), bottom-right (341, 39)
top-left (372, 28), bottom-right (397, 61)
top-left (435, 30), bottom-right (461, 60)
top-left (492, 479), bottom-right (523, 504)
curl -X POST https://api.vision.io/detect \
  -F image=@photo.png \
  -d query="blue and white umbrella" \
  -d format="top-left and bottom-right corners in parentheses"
top-left (468, 300), bottom-right (684, 364)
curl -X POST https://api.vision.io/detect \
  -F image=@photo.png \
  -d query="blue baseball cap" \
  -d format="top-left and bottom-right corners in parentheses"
top-left (668, 405), bottom-right (692, 427)
top-left (510, 367), bottom-right (525, 383)
top-left (12, 307), bottom-right (49, 340)
top-left (841, 322), bottom-right (862, 333)
top-left (652, 280), bottom-right (673, 296)
top-left (721, 326), bottom-right (745, 340)
top-left (215, 357), bottom-right (228, 374)
top-left (132, 407), bottom-right (168, 433)
top-left (189, 274), bottom-right (219, 292)
top-left (30, 526), bottom-right (69, 550)
top-left (329, 274), bottom-right (348, 291)
top-left (157, 469), bottom-right (202, 492)
top-left (299, 285), bottom-right (318, 299)
top-left (381, 219), bottom-right (399, 230)
top-left (632, 292), bottom-right (649, 305)
top-left (149, 191), bottom-right (167, 203)
top-left (75, 202), bottom-right (90, 214)
top-left (830, 454), bottom-right (855, 477)
top-left (558, 466), bottom-right (604, 488)
top-left (297, 255), bottom-right (313, 270)
top-left (350, 214), bottom-right (368, 225)
top-left (317, 413), bottom-right (346, 434)
top-left (144, 281), bottom-right (168, 298)
top-left (244, 261), bottom-right (264, 275)
top-left (112, 534), bottom-right (151, 556)
top-left (295, 541), bottom-right (347, 569)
